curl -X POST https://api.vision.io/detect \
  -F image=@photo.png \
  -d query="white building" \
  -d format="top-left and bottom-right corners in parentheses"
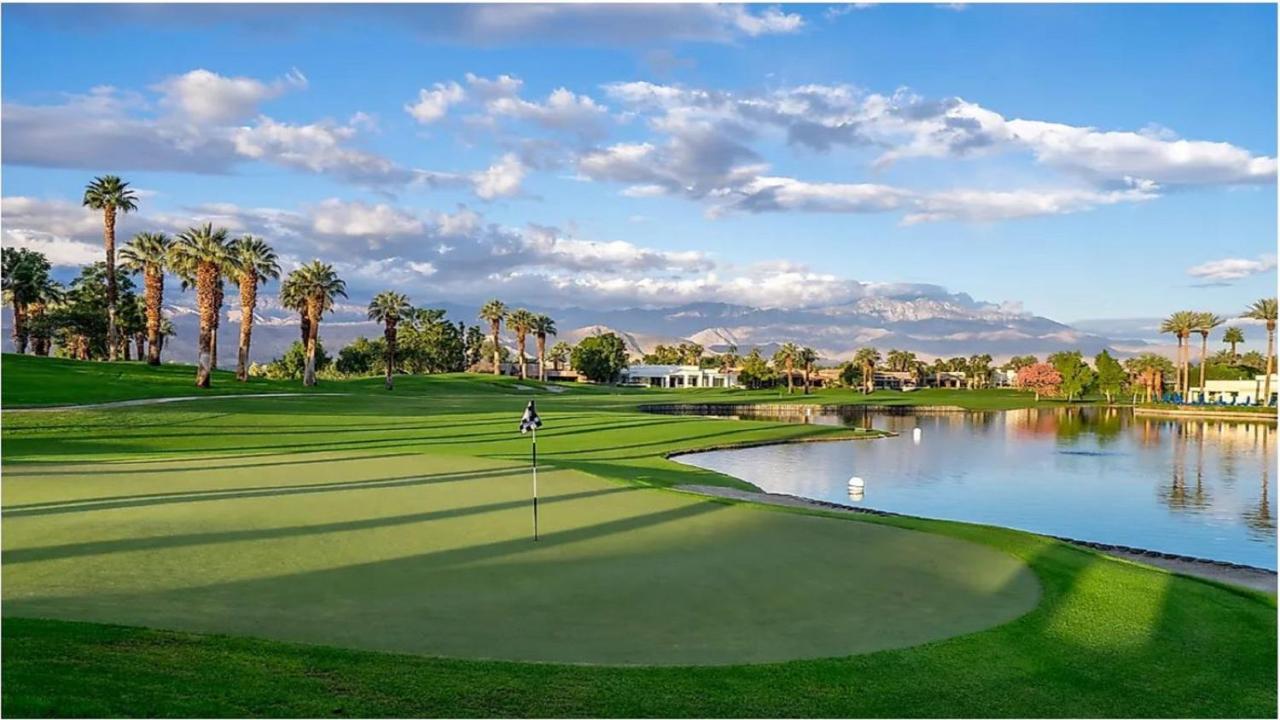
top-left (622, 364), bottom-right (739, 389)
top-left (1188, 374), bottom-right (1278, 406)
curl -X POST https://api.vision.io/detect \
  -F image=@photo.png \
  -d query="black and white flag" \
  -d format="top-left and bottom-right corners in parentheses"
top-left (519, 400), bottom-right (542, 434)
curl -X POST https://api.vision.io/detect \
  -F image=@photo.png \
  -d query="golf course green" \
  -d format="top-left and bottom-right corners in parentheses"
top-left (2, 354), bottom-right (1276, 717)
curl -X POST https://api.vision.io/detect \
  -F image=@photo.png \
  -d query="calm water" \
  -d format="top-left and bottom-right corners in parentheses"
top-left (668, 407), bottom-right (1277, 569)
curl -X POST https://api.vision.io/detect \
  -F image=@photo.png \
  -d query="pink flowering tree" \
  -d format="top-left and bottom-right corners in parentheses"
top-left (1015, 362), bottom-right (1063, 401)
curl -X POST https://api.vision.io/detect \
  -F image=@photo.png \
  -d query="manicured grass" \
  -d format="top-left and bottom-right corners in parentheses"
top-left (2, 356), bottom-right (1276, 717)
top-left (0, 354), bottom-right (308, 407)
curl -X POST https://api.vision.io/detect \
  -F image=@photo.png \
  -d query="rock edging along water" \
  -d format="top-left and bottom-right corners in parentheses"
top-left (1133, 406), bottom-right (1278, 423)
top-left (676, 484), bottom-right (1277, 591)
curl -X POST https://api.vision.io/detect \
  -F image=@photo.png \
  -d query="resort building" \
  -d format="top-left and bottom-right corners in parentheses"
top-left (1188, 374), bottom-right (1279, 406)
top-left (622, 364), bottom-right (740, 388)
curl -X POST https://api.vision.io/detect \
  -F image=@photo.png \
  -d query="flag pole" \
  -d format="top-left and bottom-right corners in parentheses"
top-left (532, 425), bottom-right (539, 541)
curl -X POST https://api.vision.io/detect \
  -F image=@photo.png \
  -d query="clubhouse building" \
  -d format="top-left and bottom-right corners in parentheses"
top-left (622, 364), bottom-right (740, 388)
top-left (1188, 374), bottom-right (1279, 406)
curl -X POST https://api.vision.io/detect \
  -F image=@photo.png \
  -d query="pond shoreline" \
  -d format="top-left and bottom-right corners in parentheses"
top-left (677, 484), bottom-right (1278, 593)
top-left (1133, 406), bottom-right (1277, 423)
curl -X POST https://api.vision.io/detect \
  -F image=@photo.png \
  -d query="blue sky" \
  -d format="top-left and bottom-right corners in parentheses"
top-left (2, 3), bottom-right (1275, 325)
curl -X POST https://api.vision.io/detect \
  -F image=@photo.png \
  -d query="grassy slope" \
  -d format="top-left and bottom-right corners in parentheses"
top-left (2, 356), bottom-right (1276, 717)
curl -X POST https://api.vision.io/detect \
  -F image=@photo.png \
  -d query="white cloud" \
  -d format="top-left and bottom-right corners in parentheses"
top-left (154, 68), bottom-right (306, 124)
top-left (472, 153), bottom-right (527, 199)
top-left (231, 116), bottom-right (413, 184)
top-left (486, 86), bottom-right (609, 138)
top-left (405, 81), bottom-right (465, 124)
top-left (1186, 254), bottom-right (1278, 283)
top-left (1, 229), bottom-right (102, 267)
top-left (902, 181), bottom-right (1160, 224)
top-left (309, 199), bottom-right (424, 238)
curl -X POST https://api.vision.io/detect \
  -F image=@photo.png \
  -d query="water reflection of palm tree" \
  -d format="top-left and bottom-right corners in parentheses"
top-left (1242, 430), bottom-right (1275, 536)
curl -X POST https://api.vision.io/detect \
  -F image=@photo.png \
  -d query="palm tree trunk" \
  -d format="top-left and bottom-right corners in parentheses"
top-left (1198, 332), bottom-right (1209, 397)
top-left (1266, 324), bottom-right (1275, 404)
top-left (134, 332), bottom-right (144, 359)
top-left (299, 312), bottom-right (310, 345)
top-left (785, 359), bottom-right (793, 394)
top-left (304, 301), bottom-right (320, 387)
top-left (11, 304), bottom-right (27, 354)
top-left (517, 335), bottom-right (527, 379)
top-left (385, 319), bottom-right (396, 391)
top-left (491, 321), bottom-right (501, 375)
top-left (236, 274), bottom-right (256, 382)
top-left (210, 282), bottom-right (223, 371)
top-left (537, 335), bottom-right (546, 381)
top-left (194, 263), bottom-right (217, 388)
top-left (145, 268), bottom-right (163, 365)
top-left (103, 206), bottom-right (119, 361)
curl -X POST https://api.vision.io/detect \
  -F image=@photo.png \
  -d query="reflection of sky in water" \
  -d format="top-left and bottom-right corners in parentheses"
top-left (676, 408), bottom-right (1277, 569)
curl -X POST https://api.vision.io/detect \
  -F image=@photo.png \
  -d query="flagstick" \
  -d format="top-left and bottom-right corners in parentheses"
top-left (532, 425), bottom-right (539, 541)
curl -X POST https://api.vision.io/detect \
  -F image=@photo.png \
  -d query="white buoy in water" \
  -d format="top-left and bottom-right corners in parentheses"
top-left (848, 476), bottom-right (865, 502)
top-left (913, 427), bottom-right (922, 444)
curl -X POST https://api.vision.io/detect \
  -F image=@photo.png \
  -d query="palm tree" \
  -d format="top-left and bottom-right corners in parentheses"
top-left (1242, 298), bottom-right (1278, 405)
top-left (288, 261), bottom-right (347, 387)
top-left (1223, 326), bottom-right (1245, 360)
top-left (156, 316), bottom-right (175, 358)
top-left (508, 308), bottom-right (536, 380)
top-left (719, 344), bottom-right (740, 374)
top-left (368, 291), bottom-right (412, 390)
top-left (1193, 312), bottom-right (1225, 394)
top-left (531, 314), bottom-right (557, 381)
top-left (25, 276), bottom-right (64, 357)
top-left (228, 236), bottom-right (281, 381)
top-left (853, 347), bottom-right (881, 394)
top-left (479, 300), bottom-right (507, 376)
top-left (82, 175), bottom-right (139, 361)
top-left (798, 347), bottom-right (818, 394)
top-left (1160, 311), bottom-right (1197, 396)
top-left (119, 232), bottom-right (172, 365)
top-left (170, 224), bottom-right (230, 387)
top-left (773, 343), bottom-right (799, 394)
top-left (549, 341), bottom-right (571, 371)
top-left (2, 248), bottom-right (54, 354)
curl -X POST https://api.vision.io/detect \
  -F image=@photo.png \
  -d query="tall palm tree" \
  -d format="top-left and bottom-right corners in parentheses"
top-left (170, 224), bottom-right (230, 387)
top-left (479, 299), bottom-right (507, 376)
top-left (508, 308), bottom-right (536, 380)
top-left (773, 343), bottom-right (799, 394)
top-left (1193, 312), bottom-right (1225, 394)
top-left (531, 314), bottom-right (557, 381)
top-left (1223, 326), bottom-right (1245, 360)
top-left (1160, 311), bottom-right (1197, 396)
top-left (853, 347), bottom-right (881, 394)
top-left (228, 236), bottom-right (280, 381)
top-left (82, 175), bottom-right (139, 361)
top-left (1242, 298), bottom-right (1278, 405)
top-left (798, 347), bottom-right (818, 394)
top-left (119, 232), bottom-right (172, 365)
top-left (368, 291), bottom-right (412, 390)
top-left (288, 261), bottom-right (347, 387)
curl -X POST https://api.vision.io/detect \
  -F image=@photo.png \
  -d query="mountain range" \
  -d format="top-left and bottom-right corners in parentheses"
top-left (96, 293), bottom-right (1166, 369)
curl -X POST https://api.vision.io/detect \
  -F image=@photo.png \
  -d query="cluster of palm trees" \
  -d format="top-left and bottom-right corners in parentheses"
top-left (70, 176), bottom-right (352, 388)
top-left (771, 342), bottom-right (819, 394)
top-left (477, 300), bottom-right (558, 381)
top-left (1162, 299), bottom-right (1276, 402)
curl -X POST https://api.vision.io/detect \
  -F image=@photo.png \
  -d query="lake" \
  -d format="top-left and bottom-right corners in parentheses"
top-left (665, 406), bottom-right (1277, 569)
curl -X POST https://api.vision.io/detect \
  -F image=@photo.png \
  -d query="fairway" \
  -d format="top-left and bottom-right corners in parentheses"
top-left (2, 366), bottom-right (1275, 717)
top-left (3, 447), bottom-right (1038, 665)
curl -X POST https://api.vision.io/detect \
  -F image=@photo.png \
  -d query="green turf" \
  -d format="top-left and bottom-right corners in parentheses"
top-left (2, 355), bottom-right (1276, 717)
top-left (3, 450), bottom-right (1038, 665)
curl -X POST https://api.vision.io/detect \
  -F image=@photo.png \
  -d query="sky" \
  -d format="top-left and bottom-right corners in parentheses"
top-left (2, 2), bottom-right (1276, 327)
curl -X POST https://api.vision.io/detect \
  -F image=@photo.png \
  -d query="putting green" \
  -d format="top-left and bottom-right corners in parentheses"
top-left (2, 450), bottom-right (1039, 665)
